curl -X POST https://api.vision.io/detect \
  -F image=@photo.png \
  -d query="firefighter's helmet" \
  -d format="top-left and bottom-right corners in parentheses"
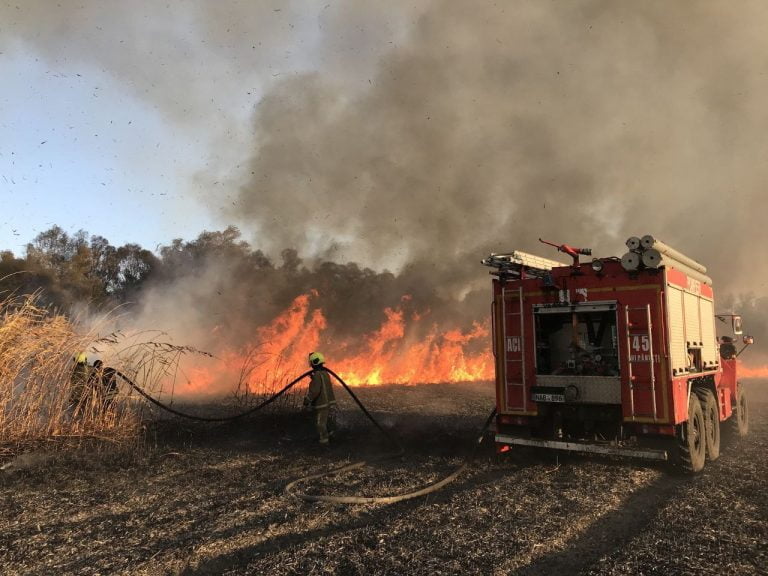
top-left (74, 352), bottom-right (88, 364)
top-left (308, 351), bottom-right (325, 367)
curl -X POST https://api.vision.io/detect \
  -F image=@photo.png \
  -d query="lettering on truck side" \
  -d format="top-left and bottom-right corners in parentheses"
top-left (686, 277), bottom-right (701, 295)
top-left (630, 354), bottom-right (662, 363)
top-left (506, 337), bottom-right (521, 352)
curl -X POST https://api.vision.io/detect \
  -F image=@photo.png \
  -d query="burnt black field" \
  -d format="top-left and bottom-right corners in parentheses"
top-left (1, 380), bottom-right (766, 575)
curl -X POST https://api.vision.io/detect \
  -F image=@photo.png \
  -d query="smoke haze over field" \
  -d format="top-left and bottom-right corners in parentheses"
top-left (230, 3), bottom-right (768, 287)
top-left (3, 1), bottom-right (768, 367)
top-left (228, 1), bottom-right (768, 358)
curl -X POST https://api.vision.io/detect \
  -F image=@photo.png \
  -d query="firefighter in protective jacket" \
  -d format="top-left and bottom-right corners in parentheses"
top-left (303, 352), bottom-right (337, 445)
top-left (87, 360), bottom-right (119, 409)
top-left (69, 352), bottom-right (91, 416)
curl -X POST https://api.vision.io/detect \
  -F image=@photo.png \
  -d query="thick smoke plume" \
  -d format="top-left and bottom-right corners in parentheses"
top-left (4, 1), bottom-right (768, 376)
top-left (227, 1), bottom-right (768, 358)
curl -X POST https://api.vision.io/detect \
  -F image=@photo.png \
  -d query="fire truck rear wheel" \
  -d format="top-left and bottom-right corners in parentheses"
top-left (696, 389), bottom-right (720, 461)
top-left (726, 386), bottom-right (749, 439)
top-left (676, 395), bottom-right (706, 473)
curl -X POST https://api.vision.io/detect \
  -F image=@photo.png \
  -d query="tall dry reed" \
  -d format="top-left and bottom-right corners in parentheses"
top-left (0, 291), bottom-right (211, 451)
top-left (233, 345), bottom-right (305, 412)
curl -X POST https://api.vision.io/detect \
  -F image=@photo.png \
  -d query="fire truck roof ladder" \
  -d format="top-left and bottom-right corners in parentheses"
top-left (482, 251), bottom-right (567, 279)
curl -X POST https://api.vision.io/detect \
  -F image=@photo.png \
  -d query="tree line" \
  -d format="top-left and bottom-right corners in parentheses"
top-left (1, 225), bottom-right (158, 308)
top-left (0, 224), bottom-right (480, 345)
top-left (0, 225), bottom-right (313, 311)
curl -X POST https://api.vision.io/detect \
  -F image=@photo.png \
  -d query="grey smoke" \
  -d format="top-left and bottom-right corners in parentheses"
top-left (228, 1), bottom-right (768, 354)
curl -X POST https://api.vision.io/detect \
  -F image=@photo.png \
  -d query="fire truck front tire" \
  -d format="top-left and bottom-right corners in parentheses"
top-left (676, 395), bottom-right (706, 473)
top-left (726, 386), bottom-right (749, 439)
top-left (696, 389), bottom-right (720, 461)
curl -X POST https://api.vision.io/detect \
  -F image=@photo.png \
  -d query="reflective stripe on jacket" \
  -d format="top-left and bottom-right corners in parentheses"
top-left (306, 369), bottom-right (336, 410)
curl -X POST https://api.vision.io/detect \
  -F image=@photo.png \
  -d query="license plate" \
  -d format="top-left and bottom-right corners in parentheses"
top-left (532, 392), bottom-right (565, 403)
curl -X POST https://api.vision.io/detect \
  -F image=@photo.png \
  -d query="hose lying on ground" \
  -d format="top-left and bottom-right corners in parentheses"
top-left (117, 366), bottom-right (497, 504)
top-left (285, 366), bottom-right (497, 505)
top-left (324, 367), bottom-right (404, 453)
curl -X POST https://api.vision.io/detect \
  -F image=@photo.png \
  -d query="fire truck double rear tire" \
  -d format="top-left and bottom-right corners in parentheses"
top-left (726, 386), bottom-right (749, 439)
top-left (676, 394), bottom-right (706, 474)
top-left (695, 389), bottom-right (720, 462)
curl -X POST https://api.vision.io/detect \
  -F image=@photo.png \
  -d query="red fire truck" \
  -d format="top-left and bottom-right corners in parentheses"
top-left (483, 235), bottom-right (753, 473)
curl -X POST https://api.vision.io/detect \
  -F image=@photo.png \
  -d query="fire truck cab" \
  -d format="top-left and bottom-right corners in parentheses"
top-left (483, 235), bottom-right (752, 473)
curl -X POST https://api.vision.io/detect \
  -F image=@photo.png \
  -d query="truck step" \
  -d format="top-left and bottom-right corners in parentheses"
top-left (495, 434), bottom-right (669, 461)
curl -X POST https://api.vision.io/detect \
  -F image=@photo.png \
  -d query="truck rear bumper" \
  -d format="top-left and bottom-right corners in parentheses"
top-left (495, 434), bottom-right (669, 461)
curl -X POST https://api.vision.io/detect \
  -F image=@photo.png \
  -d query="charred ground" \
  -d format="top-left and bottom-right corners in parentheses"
top-left (1, 380), bottom-right (766, 576)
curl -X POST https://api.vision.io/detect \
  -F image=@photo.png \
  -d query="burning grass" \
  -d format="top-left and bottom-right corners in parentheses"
top-left (179, 292), bottom-right (496, 396)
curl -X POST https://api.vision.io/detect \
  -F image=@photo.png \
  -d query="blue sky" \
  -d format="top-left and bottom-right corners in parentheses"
top-left (0, 1), bottom-right (415, 256)
top-left (1, 51), bottom-right (217, 254)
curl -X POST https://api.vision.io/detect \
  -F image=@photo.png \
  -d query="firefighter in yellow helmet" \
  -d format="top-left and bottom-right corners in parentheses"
top-left (69, 352), bottom-right (91, 417)
top-left (303, 352), bottom-right (337, 445)
top-left (87, 360), bottom-right (120, 410)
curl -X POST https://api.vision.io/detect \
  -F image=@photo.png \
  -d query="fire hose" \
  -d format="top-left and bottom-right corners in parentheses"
top-left (284, 401), bottom-right (497, 505)
top-left (117, 367), bottom-right (497, 504)
top-left (115, 369), bottom-right (314, 422)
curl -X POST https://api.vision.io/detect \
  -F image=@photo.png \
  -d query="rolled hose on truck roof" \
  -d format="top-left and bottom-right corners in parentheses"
top-left (621, 234), bottom-right (711, 284)
top-left (639, 235), bottom-right (708, 274)
top-left (640, 249), bottom-right (713, 285)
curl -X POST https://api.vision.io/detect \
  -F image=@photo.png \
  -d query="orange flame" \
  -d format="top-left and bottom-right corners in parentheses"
top-left (178, 292), bottom-right (494, 395)
top-left (737, 362), bottom-right (768, 379)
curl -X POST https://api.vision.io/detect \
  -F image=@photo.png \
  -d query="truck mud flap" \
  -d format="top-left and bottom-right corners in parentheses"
top-left (495, 434), bottom-right (668, 461)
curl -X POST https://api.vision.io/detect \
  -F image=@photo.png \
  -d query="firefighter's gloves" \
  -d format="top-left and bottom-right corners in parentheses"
top-left (302, 396), bottom-right (313, 412)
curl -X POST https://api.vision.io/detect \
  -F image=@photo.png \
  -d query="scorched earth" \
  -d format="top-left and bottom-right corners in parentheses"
top-left (1, 380), bottom-right (766, 575)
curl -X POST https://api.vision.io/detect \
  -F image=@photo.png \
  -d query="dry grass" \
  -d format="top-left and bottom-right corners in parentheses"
top-left (232, 346), bottom-right (305, 412)
top-left (0, 291), bottom-right (211, 453)
top-left (0, 290), bottom-right (104, 445)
